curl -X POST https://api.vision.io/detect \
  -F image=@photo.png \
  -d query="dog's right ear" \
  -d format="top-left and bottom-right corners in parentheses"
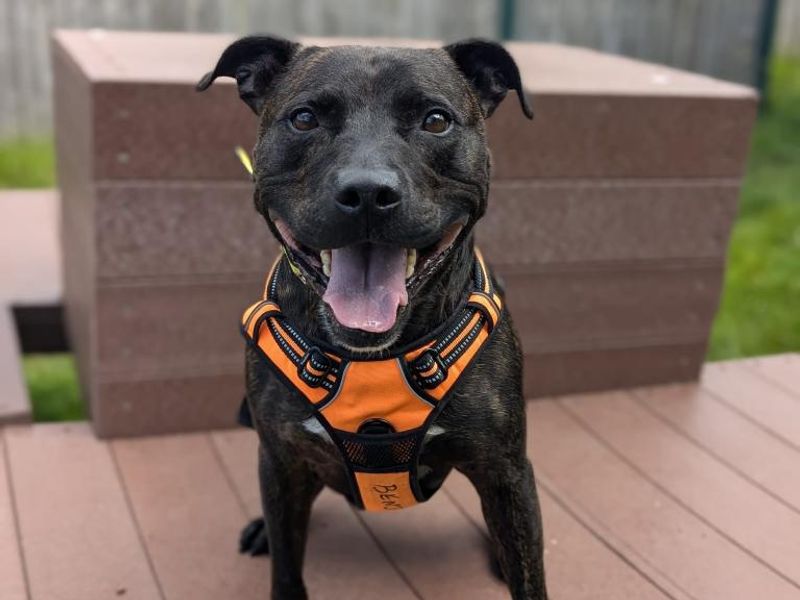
top-left (444, 39), bottom-right (532, 120)
top-left (196, 35), bottom-right (300, 115)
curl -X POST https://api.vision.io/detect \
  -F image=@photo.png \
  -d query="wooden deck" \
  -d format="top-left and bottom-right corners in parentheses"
top-left (2, 355), bottom-right (799, 599)
top-left (0, 190), bottom-right (62, 424)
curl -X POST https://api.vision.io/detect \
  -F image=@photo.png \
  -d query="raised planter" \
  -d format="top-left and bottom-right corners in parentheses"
top-left (53, 30), bottom-right (757, 437)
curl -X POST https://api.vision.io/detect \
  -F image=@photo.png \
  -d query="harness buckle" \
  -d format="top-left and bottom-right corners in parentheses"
top-left (412, 348), bottom-right (448, 389)
top-left (298, 346), bottom-right (333, 387)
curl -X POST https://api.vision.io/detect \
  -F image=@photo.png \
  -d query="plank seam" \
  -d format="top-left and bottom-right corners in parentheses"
top-left (350, 508), bottom-right (427, 600)
top-left (632, 389), bottom-right (800, 516)
top-left (700, 382), bottom-right (800, 453)
top-left (558, 398), bottom-right (800, 592)
top-left (439, 485), bottom-right (490, 542)
top-left (739, 360), bottom-right (800, 404)
top-left (207, 433), bottom-right (254, 518)
top-left (108, 442), bottom-right (168, 600)
top-left (1, 429), bottom-right (32, 600)
top-left (535, 473), bottom-right (693, 600)
top-left (442, 480), bottom-right (682, 600)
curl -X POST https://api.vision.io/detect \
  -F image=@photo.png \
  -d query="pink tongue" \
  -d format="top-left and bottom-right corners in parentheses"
top-left (323, 244), bottom-right (408, 333)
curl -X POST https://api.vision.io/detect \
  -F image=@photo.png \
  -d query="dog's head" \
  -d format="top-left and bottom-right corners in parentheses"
top-left (199, 36), bottom-right (531, 350)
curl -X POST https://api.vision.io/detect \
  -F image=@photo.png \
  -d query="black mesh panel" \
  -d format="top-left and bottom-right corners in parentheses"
top-left (339, 429), bottom-right (421, 469)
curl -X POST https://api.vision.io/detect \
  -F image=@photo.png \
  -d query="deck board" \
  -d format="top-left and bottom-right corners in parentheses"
top-left (743, 354), bottom-right (800, 400)
top-left (3, 355), bottom-right (800, 599)
top-left (0, 309), bottom-right (30, 425)
top-left (210, 430), bottom-right (420, 600)
top-left (443, 472), bottom-right (671, 600)
top-left (527, 399), bottom-right (800, 600)
top-left (636, 384), bottom-right (800, 513)
top-left (4, 423), bottom-right (161, 600)
top-left (561, 391), bottom-right (800, 589)
top-left (0, 432), bottom-right (28, 600)
top-left (701, 362), bottom-right (800, 448)
top-left (112, 433), bottom-right (267, 600)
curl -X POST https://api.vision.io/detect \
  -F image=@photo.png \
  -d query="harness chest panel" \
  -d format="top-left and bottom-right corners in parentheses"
top-left (241, 249), bottom-right (502, 512)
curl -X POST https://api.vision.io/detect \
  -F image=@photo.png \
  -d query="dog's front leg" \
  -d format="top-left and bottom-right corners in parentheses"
top-left (464, 457), bottom-right (548, 600)
top-left (258, 442), bottom-right (323, 600)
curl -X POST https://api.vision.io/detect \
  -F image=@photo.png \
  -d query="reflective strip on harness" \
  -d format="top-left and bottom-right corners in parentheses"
top-left (242, 301), bottom-right (339, 405)
top-left (241, 250), bottom-right (502, 511)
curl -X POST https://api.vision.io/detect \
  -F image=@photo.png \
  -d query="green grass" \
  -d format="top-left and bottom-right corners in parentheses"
top-left (22, 354), bottom-right (85, 422)
top-left (707, 56), bottom-right (800, 360)
top-left (0, 137), bottom-right (55, 188)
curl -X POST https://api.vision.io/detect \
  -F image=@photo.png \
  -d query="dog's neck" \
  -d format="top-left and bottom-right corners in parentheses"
top-left (271, 238), bottom-right (476, 356)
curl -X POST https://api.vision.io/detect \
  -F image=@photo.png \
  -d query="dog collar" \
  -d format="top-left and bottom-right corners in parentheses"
top-left (240, 248), bottom-right (502, 511)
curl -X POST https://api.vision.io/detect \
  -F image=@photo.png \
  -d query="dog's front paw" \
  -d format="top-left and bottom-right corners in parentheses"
top-left (239, 518), bottom-right (270, 556)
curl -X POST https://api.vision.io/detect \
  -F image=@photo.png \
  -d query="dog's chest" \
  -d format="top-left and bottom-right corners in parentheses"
top-left (300, 416), bottom-right (446, 442)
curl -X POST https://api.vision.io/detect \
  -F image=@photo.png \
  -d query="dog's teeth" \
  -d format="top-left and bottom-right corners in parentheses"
top-left (320, 250), bottom-right (331, 277)
top-left (406, 248), bottom-right (417, 279)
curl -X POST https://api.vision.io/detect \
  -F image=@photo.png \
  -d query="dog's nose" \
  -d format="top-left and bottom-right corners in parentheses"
top-left (334, 169), bottom-right (402, 216)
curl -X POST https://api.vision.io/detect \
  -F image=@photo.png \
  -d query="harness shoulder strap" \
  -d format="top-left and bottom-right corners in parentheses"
top-left (404, 250), bottom-right (502, 401)
top-left (241, 258), bottom-right (343, 405)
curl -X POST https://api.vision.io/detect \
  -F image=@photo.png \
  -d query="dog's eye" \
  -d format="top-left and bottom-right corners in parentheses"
top-left (290, 109), bottom-right (318, 132)
top-left (422, 110), bottom-right (452, 134)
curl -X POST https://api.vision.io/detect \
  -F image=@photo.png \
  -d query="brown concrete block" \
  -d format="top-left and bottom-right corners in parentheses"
top-left (96, 179), bottom-right (740, 279)
top-left (493, 41), bottom-right (757, 178)
top-left (93, 373), bottom-right (243, 438)
top-left (501, 264), bottom-right (724, 353)
top-left (94, 278), bottom-right (259, 373)
top-left (53, 30), bottom-right (756, 181)
top-left (92, 81), bottom-right (257, 181)
top-left (95, 182), bottom-right (277, 279)
top-left (54, 39), bottom-right (97, 402)
top-left (480, 180), bottom-right (740, 266)
top-left (523, 343), bottom-right (707, 398)
top-left (487, 94), bottom-right (756, 179)
top-left (53, 29), bottom-right (755, 436)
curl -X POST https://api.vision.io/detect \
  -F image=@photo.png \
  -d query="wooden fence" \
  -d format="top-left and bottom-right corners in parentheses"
top-left (777, 0), bottom-right (800, 54)
top-left (514, 0), bottom-right (765, 86)
top-left (0, 0), bottom-right (771, 138)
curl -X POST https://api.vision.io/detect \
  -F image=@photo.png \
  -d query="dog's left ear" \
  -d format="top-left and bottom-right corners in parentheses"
top-left (444, 39), bottom-right (533, 119)
top-left (196, 35), bottom-right (300, 115)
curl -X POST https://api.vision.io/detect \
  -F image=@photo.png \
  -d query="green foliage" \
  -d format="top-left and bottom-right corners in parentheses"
top-left (0, 137), bottom-right (55, 188)
top-left (708, 56), bottom-right (800, 359)
top-left (22, 354), bottom-right (85, 422)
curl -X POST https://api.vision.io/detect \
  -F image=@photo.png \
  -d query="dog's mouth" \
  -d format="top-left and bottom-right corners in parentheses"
top-left (273, 220), bottom-right (464, 333)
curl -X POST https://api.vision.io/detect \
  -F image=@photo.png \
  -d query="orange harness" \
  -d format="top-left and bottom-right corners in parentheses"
top-left (241, 249), bottom-right (502, 511)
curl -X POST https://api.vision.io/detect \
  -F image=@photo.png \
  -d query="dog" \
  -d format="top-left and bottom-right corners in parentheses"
top-left (198, 35), bottom-right (548, 600)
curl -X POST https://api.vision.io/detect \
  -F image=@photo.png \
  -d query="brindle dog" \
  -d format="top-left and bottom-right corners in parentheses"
top-left (198, 35), bottom-right (548, 600)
